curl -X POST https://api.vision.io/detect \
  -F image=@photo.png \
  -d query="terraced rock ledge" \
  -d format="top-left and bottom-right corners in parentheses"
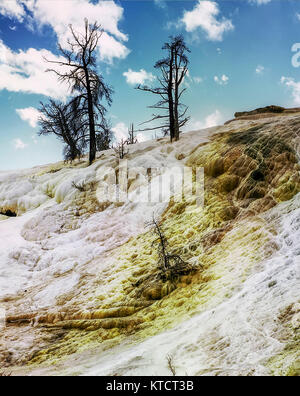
top-left (0, 111), bottom-right (299, 376)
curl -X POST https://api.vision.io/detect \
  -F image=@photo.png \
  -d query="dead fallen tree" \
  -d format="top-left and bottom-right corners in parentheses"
top-left (133, 217), bottom-right (198, 300)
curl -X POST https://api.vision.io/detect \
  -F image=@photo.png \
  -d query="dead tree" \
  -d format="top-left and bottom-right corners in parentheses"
top-left (38, 98), bottom-right (87, 162)
top-left (127, 123), bottom-right (138, 145)
top-left (132, 216), bottom-right (197, 298)
top-left (44, 19), bottom-right (113, 165)
top-left (114, 138), bottom-right (128, 159)
top-left (149, 216), bottom-right (187, 274)
top-left (96, 119), bottom-right (113, 151)
top-left (136, 35), bottom-right (190, 142)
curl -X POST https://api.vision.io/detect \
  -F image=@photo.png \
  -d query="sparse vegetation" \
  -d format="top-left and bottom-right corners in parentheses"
top-left (167, 354), bottom-right (176, 376)
top-left (133, 217), bottom-right (197, 300)
top-left (114, 138), bottom-right (129, 160)
top-left (72, 181), bottom-right (87, 192)
top-left (71, 180), bottom-right (98, 193)
top-left (149, 216), bottom-right (188, 275)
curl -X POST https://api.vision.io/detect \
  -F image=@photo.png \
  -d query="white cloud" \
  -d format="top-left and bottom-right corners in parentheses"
top-left (256, 65), bottom-right (265, 74)
top-left (31, 0), bottom-right (126, 40)
top-left (281, 76), bottom-right (300, 104)
top-left (186, 110), bottom-right (224, 131)
top-left (185, 75), bottom-right (204, 87)
top-left (123, 69), bottom-right (155, 85)
top-left (249, 0), bottom-right (272, 5)
top-left (30, 0), bottom-right (128, 63)
top-left (0, 39), bottom-right (71, 99)
top-left (214, 74), bottom-right (229, 85)
top-left (0, 0), bottom-right (25, 22)
top-left (98, 32), bottom-right (129, 63)
top-left (112, 122), bottom-right (128, 141)
top-left (0, 1), bottom-right (129, 64)
top-left (13, 138), bottom-right (28, 150)
top-left (0, 1), bottom-right (129, 98)
top-left (16, 107), bottom-right (41, 128)
top-left (112, 122), bottom-right (146, 143)
top-left (297, 13), bottom-right (300, 21)
top-left (181, 1), bottom-right (234, 41)
top-left (185, 70), bottom-right (203, 86)
top-left (193, 76), bottom-right (203, 84)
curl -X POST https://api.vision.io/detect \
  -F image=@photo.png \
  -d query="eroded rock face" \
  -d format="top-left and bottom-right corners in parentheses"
top-left (187, 118), bottom-right (300, 226)
top-left (235, 105), bottom-right (286, 118)
top-left (0, 113), bottom-right (299, 376)
top-left (223, 106), bottom-right (300, 125)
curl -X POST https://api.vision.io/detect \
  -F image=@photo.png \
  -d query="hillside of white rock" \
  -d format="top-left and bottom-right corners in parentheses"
top-left (0, 113), bottom-right (299, 376)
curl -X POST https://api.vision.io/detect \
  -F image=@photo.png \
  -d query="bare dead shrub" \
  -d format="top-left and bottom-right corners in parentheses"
top-left (167, 354), bottom-right (176, 376)
top-left (114, 139), bottom-right (129, 159)
top-left (133, 216), bottom-right (197, 299)
top-left (148, 216), bottom-right (189, 276)
top-left (72, 181), bottom-right (87, 192)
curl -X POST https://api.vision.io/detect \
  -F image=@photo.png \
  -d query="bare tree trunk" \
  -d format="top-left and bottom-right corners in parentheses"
top-left (153, 218), bottom-right (169, 271)
top-left (84, 68), bottom-right (96, 164)
top-left (168, 47), bottom-right (175, 142)
top-left (174, 48), bottom-right (180, 141)
top-left (88, 106), bottom-right (96, 164)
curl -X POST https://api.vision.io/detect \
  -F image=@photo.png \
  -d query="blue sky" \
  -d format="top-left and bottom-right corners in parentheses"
top-left (0, 0), bottom-right (300, 170)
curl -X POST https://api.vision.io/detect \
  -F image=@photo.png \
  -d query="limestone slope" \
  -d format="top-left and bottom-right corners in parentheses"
top-left (0, 114), bottom-right (299, 376)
